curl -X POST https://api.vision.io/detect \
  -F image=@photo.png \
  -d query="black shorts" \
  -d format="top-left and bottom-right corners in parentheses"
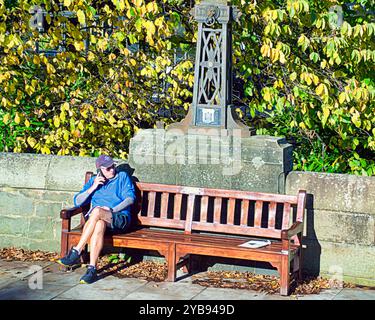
top-left (108, 212), bottom-right (130, 234)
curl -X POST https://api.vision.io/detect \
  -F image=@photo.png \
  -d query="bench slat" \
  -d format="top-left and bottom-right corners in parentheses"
top-left (240, 200), bottom-right (249, 226)
top-left (138, 217), bottom-right (185, 229)
top-left (173, 194), bottom-right (182, 220)
top-left (254, 200), bottom-right (263, 228)
top-left (200, 196), bottom-right (209, 223)
top-left (191, 221), bottom-right (282, 239)
top-left (147, 192), bottom-right (156, 217)
top-left (184, 194), bottom-right (195, 234)
top-left (160, 192), bottom-right (169, 219)
top-left (136, 182), bottom-right (298, 204)
top-left (268, 202), bottom-right (277, 229)
top-left (214, 197), bottom-right (222, 224)
top-left (282, 203), bottom-right (291, 229)
top-left (227, 198), bottom-right (235, 225)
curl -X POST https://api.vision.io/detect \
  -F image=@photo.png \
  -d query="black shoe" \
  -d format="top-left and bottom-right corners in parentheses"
top-left (57, 248), bottom-right (81, 267)
top-left (80, 265), bottom-right (98, 284)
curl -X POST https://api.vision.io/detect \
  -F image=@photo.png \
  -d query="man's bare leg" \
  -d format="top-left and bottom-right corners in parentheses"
top-left (89, 220), bottom-right (107, 267)
top-left (74, 207), bottom-right (112, 253)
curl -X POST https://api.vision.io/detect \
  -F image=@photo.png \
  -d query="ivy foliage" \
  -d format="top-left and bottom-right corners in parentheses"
top-left (0, 0), bottom-right (374, 175)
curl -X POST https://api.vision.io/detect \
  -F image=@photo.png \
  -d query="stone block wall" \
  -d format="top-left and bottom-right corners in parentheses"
top-left (0, 153), bottom-right (96, 251)
top-left (286, 172), bottom-right (375, 286)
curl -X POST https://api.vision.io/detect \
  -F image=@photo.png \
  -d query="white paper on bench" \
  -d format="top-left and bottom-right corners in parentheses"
top-left (238, 240), bottom-right (271, 248)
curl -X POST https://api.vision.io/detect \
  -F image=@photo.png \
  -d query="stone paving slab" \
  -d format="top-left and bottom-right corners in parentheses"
top-left (333, 288), bottom-right (375, 300)
top-left (192, 287), bottom-right (269, 300)
top-left (123, 281), bottom-right (206, 300)
top-left (56, 276), bottom-right (148, 300)
top-left (0, 279), bottom-right (72, 300)
top-left (0, 260), bottom-right (52, 279)
top-left (293, 288), bottom-right (343, 300)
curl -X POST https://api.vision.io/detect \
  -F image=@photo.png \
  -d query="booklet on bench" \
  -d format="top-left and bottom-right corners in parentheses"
top-left (238, 240), bottom-right (271, 248)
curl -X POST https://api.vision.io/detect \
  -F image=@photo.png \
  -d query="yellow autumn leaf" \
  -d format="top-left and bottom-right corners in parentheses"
top-left (312, 74), bottom-right (319, 86)
top-left (63, 130), bottom-right (69, 141)
top-left (316, 83), bottom-right (326, 96)
top-left (64, 0), bottom-right (71, 7)
top-left (41, 146), bottom-right (51, 154)
top-left (33, 55), bottom-right (40, 65)
top-left (338, 92), bottom-right (346, 104)
top-left (155, 16), bottom-right (164, 27)
top-left (322, 106), bottom-right (330, 127)
top-left (24, 119), bottom-right (30, 127)
top-left (77, 10), bottom-right (85, 25)
top-left (351, 112), bottom-right (361, 128)
top-left (61, 102), bottom-right (70, 111)
top-left (3, 113), bottom-right (10, 124)
top-left (27, 136), bottom-right (37, 148)
top-left (14, 113), bottom-right (21, 124)
top-left (46, 63), bottom-right (56, 74)
top-left (263, 88), bottom-right (271, 102)
top-left (279, 51), bottom-right (286, 64)
top-left (305, 75), bottom-right (312, 86)
top-left (54, 116), bottom-right (60, 128)
top-left (74, 41), bottom-right (84, 51)
top-left (144, 20), bottom-right (156, 36)
top-left (87, 51), bottom-right (95, 61)
top-left (60, 111), bottom-right (66, 122)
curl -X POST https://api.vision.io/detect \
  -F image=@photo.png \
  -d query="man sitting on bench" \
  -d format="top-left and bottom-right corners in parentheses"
top-left (57, 155), bottom-right (135, 284)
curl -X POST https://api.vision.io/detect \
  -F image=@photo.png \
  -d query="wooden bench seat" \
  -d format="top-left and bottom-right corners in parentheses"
top-left (60, 171), bottom-right (306, 295)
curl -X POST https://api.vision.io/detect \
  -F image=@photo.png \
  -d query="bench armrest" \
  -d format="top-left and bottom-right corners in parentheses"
top-left (60, 207), bottom-right (83, 219)
top-left (281, 221), bottom-right (303, 240)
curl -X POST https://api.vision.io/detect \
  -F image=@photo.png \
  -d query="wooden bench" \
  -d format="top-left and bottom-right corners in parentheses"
top-left (60, 171), bottom-right (306, 295)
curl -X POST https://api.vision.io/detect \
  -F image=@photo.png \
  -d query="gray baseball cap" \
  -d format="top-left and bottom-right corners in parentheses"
top-left (95, 155), bottom-right (115, 169)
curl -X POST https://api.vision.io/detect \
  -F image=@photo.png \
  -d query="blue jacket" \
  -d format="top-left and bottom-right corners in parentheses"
top-left (74, 171), bottom-right (135, 220)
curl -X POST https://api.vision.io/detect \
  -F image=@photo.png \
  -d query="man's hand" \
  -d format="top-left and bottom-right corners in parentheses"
top-left (92, 175), bottom-right (106, 189)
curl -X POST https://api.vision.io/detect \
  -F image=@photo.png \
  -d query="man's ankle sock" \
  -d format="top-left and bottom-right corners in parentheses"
top-left (72, 246), bottom-right (81, 255)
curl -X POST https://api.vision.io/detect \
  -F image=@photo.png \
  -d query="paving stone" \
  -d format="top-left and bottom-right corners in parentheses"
top-left (296, 288), bottom-right (343, 300)
top-left (56, 276), bottom-right (148, 300)
top-left (0, 260), bottom-right (52, 279)
top-left (0, 276), bottom-right (19, 290)
top-left (192, 287), bottom-right (269, 300)
top-left (0, 280), bottom-right (72, 300)
top-left (333, 288), bottom-right (375, 300)
top-left (124, 281), bottom-right (205, 300)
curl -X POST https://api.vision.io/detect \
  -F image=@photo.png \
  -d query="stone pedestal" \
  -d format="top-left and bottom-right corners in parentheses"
top-left (129, 129), bottom-right (292, 194)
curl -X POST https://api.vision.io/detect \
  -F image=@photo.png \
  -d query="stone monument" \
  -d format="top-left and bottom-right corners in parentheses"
top-left (169, 0), bottom-right (250, 137)
top-left (129, 0), bottom-right (293, 194)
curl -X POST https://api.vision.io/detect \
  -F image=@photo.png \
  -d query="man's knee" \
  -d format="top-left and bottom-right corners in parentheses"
top-left (93, 220), bottom-right (107, 235)
top-left (90, 207), bottom-right (106, 220)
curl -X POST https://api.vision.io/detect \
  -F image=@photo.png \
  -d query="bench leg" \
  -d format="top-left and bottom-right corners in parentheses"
top-left (182, 255), bottom-right (193, 274)
top-left (166, 243), bottom-right (176, 282)
top-left (298, 236), bottom-right (304, 281)
top-left (280, 255), bottom-right (290, 296)
top-left (60, 219), bottom-right (70, 257)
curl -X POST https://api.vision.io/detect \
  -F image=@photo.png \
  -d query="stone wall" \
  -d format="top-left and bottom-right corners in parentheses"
top-left (0, 152), bottom-right (374, 286)
top-left (286, 172), bottom-right (375, 286)
top-left (0, 153), bottom-right (97, 251)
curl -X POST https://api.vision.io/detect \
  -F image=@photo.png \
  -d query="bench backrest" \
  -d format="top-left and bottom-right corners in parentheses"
top-left (135, 181), bottom-right (306, 240)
